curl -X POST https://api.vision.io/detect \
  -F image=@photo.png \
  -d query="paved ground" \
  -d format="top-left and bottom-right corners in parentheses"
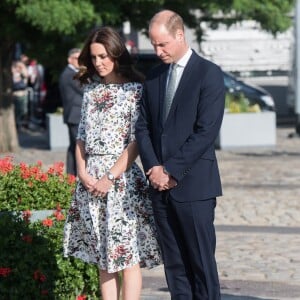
top-left (1, 125), bottom-right (300, 299)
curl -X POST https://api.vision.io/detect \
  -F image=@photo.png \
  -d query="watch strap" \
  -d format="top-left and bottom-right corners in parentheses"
top-left (106, 171), bottom-right (115, 182)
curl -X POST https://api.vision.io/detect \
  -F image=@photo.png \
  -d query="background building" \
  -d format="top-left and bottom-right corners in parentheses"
top-left (137, 21), bottom-right (293, 121)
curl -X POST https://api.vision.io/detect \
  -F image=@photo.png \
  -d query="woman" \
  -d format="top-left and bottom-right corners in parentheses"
top-left (63, 27), bottom-right (162, 300)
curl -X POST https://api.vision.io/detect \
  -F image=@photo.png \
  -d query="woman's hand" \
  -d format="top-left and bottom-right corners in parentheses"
top-left (90, 175), bottom-right (113, 198)
top-left (78, 172), bottom-right (98, 193)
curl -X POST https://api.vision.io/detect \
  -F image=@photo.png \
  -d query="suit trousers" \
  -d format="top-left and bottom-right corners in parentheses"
top-left (152, 192), bottom-right (221, 300)
top-left (66, 124), bottom-right (79, 176)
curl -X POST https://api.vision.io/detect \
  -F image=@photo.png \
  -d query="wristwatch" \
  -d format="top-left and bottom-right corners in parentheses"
top-left (106, 171), bottom-right (115, 182)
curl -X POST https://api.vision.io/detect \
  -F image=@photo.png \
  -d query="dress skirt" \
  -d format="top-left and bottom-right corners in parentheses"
top-left (63, 154), bottom-right (162, 273)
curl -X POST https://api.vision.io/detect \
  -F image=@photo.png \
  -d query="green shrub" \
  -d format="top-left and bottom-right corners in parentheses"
top-left (225, 92), bottom-right (261, 113)
top-left (0, 157), bottom-right (100, 299)
top-left (0, 156), bottom-right (75, 211)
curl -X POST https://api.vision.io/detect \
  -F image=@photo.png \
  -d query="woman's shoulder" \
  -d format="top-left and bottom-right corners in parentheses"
top-left (123, 81), bottom-right (143, 90)
top-left (83, 80), bottom-right (101, 93)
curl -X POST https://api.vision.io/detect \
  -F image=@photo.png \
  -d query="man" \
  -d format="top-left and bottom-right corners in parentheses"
top-left (135, 10), bottom-right (225, 300)
top-left (59, 48), bottom-right (83, 175)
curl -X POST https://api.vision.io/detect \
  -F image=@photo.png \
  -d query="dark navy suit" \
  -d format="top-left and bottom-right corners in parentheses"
top-left (135, 51), bottom-right (225, 299)
top-left (59, 65), bottom-right (83, 175)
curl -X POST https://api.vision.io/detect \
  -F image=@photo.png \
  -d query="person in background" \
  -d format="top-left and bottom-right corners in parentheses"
top-left (11, 60), bottom-right (29, 129)
top-left (63, 27), bottom-right (162, 300)
top-left (21, 54), bottom-right (46, 126)
top-left (135, 10), bottom-right (225, 300)
top-left (59, 48), bottom-right (83, 175)
top-left (28, 58), bottom-right (46, 123)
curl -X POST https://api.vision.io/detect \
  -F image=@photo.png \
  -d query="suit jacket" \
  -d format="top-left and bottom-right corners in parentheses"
top-left (135, 51), bottom-right (225, 202)
top-left (59, 65), bottom-right (83, 125)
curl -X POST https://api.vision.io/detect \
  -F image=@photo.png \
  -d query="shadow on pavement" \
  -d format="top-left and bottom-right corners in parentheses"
top-left (17, 127), bottom-right (49, 150)
top-left (222, 295), bottom-right (273, 300)
top-left (236, 150), bottom-right (300, 158)
top-left (221, 279), bottom-right (300, 300)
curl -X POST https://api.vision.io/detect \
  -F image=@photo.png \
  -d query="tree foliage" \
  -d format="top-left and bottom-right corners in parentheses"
top-left (0, 0), bottom-right (296, 152)
top-left (1, 0), bottom-right (295, 69)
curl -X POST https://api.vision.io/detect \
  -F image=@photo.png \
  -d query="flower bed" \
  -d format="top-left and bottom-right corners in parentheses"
top-left (0, 156), bottom-right (100, 299)
top-left (0, 156), bottom-right (75, 211)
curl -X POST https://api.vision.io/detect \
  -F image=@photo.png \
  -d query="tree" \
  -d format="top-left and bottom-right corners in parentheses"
top-left (0, 0), bottom-right (295, 152)
top-left (0, 0), bottom-right (100, 152)
top-left (119, 0), bottom-right (295, 41)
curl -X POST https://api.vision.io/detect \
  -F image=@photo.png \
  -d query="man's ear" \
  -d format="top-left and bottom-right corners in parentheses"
top-left (176, 29), bottom-right (184, 42)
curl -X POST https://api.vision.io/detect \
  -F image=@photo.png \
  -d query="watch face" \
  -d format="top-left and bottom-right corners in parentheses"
top-left (107, 172), bottom-right (114, 180)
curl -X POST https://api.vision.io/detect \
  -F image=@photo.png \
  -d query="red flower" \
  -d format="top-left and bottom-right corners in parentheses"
top-left (56, 203), bottom-right (62, 211)
top-left (67, 174), bottom-right (76, 185)
top-left (40, 274), bottom-right (47, 282)
top-left (33, 270), bottom-right (40, 280)
top-left (22, 235), bottom-right (33, 243)
top-left (33, 270), bottom-right (47, 282)
top-left (54, 162), bottom-right (64, 175)
top-left (54, 210), bottom-right (65, 221)
top-left (19, 162), bottom-right (27, 170)
top-left (76, 295), bottom-right (87, 300)
top-left (21, 169), bottom-right (31, 179)
top-left (41, 290), bottom-right (49, 295)
top-left (31, 166), bottom-right (40, 175)
top-left (42, 218), bottom-right (53, 227)
top-left (53, 204), bottom-right (65, 221)
top-left (0, 156), bottom-right (13, 174)
top-left (40, 173), bottom-right (48, 182)
top-left (47, 167), bottom-right (55, 175)
top-left (0, 267), bottom-right (12, 277)
top-left (22, 210), bottom-right (32, 223)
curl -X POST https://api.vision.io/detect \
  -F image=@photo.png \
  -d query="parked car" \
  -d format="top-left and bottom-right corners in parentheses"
top-left (223, 72), bottom-right (275, 111)
top-left (132, 53), bottom-right (275, 111)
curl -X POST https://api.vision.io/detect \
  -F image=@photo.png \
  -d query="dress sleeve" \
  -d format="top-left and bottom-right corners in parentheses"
top-left (76, 88), bottom-right (88, 141)
top-left (129, 84), bottom-right (143, 143)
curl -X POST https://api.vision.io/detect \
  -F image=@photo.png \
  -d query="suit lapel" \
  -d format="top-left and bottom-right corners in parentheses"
top-left (159, 65), bottom-right (169, 127)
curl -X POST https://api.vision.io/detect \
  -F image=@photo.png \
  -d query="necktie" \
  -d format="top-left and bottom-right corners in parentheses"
top-left (163, 63), bottom-right (178, 122)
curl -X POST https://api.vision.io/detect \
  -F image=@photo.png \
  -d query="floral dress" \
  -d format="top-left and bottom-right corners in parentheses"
top-left (63, 81), bottom-right (162, 273)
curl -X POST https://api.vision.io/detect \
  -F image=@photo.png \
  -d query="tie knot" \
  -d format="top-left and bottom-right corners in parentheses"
top-left (171, 63), bottom-right (178, 71)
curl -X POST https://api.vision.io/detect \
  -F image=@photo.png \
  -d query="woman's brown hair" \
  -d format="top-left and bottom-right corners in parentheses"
top-left (76, 26), bottom-right (144, 84)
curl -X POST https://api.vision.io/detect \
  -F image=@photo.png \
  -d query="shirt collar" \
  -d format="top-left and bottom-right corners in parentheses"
top-left (176, 48), bottom-right (193, 68)
top-left (68, 64), bottom-right (78, 72)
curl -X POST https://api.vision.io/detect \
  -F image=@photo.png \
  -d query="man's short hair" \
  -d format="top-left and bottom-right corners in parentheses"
top-left (68, 48), bottom-right (81, 58)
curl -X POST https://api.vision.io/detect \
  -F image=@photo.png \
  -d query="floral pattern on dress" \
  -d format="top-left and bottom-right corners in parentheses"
top-left (63, 82), bottom-right (162, 273)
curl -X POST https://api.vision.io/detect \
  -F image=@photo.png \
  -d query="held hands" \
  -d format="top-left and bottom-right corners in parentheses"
top-left (90, 175), bottom-right (113, 197)
top-left (79, 172), bottom-right (112, 197)
top-left (146, 166), bottom-right (177, 191)
top-left (78, 172), bottom-right (98, 192)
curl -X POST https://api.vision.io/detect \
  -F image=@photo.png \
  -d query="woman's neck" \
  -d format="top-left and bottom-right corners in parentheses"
top-left (101, 73), bottom-right (127, 84)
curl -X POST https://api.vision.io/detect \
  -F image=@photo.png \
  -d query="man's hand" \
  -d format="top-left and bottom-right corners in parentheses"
top-left (147, 166), bottom-right (177, 191)
top-left (146, 166), bottom-right (169, 189)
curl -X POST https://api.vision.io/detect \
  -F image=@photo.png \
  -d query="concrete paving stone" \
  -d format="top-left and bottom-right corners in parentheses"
top-left (221, 279), bottom-right (300, 299)
top-left (2, 126), bottom-right (300, 299)
top-left (216, 231), bottom-right (300, 285)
